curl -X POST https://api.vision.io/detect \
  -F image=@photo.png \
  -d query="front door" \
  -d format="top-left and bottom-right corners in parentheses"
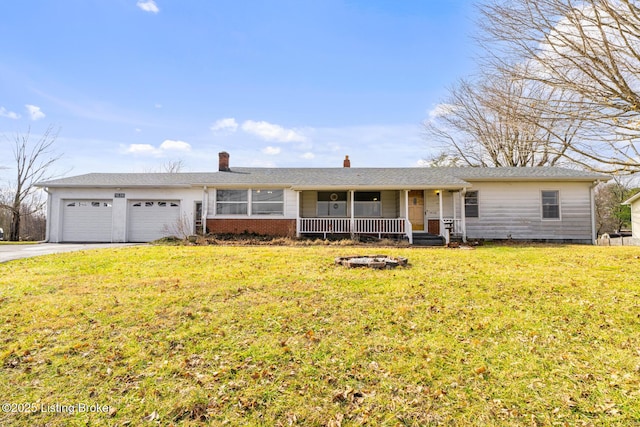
top-left (195, 201), bottom-right (203, 234)
top-left (428, 219), bottom-right (440, 235)
top-left (408, 190), bottom-right (424, 231)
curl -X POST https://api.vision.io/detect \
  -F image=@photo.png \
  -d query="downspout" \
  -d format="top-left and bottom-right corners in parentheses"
top-left (590, 180), bottom-right (601, 244)
top-left (460, 188), bottom-right (467, 243)
top-left (296, 191), bottom-right (301, 238)
top-left (43, 187), bottom-right (51, 243)
top-left (202, 186), bottom-right (208, 235)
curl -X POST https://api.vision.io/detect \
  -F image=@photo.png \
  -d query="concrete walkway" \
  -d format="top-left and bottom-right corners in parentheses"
top-left (0, 243), bottom-right (141, 263)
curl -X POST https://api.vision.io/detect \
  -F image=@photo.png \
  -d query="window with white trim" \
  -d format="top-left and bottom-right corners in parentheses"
top-left (251, 189), bottom-right (284, 215)
top-left (541, 190), bottom-right (560, 219)
top-left (464, 191), bottom-right (479, 218)
top-left (216, 190), bottom-right (248, 215)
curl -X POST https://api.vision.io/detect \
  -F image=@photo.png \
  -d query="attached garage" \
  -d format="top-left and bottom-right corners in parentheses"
top-left (62, 200), bottom-right (113, 242)
top-left (127, 200), bottom-right (181, 242)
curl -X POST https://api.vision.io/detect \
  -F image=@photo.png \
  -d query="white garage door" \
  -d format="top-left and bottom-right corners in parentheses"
top-left (62, 200), bottom-right (113, 242)
top-left (128, 200), bottom-right (181, 242)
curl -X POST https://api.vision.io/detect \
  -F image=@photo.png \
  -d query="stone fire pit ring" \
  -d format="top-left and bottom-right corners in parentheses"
top-left (335, 255), bottom-right (409, 269)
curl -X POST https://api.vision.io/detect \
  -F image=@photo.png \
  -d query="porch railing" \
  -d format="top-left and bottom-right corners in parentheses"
top-left (299, 218), bottom-right (351, 238)
top-left (299, 218), bottom-right (406, 239)
top-left (445, 218), bottom-right (463, 236)
top-left (354, 218), bottom-right (406, 236)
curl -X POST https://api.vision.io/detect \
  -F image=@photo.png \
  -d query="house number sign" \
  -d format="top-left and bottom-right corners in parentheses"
top-left (114, 193), bottom-right (125, 198)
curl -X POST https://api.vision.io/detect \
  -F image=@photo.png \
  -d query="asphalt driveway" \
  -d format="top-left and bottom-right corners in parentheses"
top-left (0, 243), bottom-right (141, 263)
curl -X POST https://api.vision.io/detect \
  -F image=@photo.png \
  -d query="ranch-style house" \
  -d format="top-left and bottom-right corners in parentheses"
top-left (36, 152), bottom-right (609, 245)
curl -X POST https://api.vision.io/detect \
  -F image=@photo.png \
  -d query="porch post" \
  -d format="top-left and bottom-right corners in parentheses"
top-left (296, 191), bottom-right (301, 238)
top-left (349, 190), bottom-right (355, 239)
top-left (404, 189), bottom-right (412, 244)
top-left (438, 189), bottom-right (449, 244)
top-left (460, 188), bottom-right (467, 243)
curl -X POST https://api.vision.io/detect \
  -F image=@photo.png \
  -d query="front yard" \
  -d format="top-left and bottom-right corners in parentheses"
top-left (0, 244), bottom-right (638, 426)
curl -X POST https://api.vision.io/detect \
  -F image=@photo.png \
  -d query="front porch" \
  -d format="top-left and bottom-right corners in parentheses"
top-left (295, 189), bottom-right (466, 244)
top-left (297, 217), bottom-right (462, 244)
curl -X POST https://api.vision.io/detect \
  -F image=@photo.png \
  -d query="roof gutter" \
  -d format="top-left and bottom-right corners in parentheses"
top-left (290, 184), bottom-right (469, 191)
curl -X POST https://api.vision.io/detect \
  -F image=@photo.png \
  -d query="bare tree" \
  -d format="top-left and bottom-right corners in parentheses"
top-left (424, 64), bottom-right (577, 167)
top-left (595, 177), bottom-right (636, 234)
top-left (0, 125), bottom-right (61, 241)
top-left (143, 159), bottom-right (186, 173)
top-left (479, 0), bottom-right (640, 173)
top-left (161, 159), bottom-right (185, 173)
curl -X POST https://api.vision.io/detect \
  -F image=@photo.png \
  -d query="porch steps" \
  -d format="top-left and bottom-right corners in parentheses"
top-left (412, 233), bottom-right (446, 246)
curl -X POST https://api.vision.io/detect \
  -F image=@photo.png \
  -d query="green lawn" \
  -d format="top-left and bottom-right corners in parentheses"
top-left (0, 244), bottom-right (639, 426)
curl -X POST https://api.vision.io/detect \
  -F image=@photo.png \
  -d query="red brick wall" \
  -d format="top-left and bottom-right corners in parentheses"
top-left (206, 218), bottom-right (296, 237)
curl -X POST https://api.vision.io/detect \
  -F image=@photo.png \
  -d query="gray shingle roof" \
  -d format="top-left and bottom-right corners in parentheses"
top-left (36, 166), bottom-right (609, 189)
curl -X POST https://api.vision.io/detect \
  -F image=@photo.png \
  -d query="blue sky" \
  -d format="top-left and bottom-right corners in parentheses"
top-left (0, 0), bottom-right (478, 178)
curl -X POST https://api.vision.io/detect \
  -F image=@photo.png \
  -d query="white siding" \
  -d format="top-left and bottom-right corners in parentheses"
top-left (631, 199), bottom-right (640, 239)
top-left (301, 191), bottom-right (317, 217)
top-left (381, 191), bottom-right (399, 218)
top-left (465, 181), bottom-right (593, 241)
top-left (283, 189), bottom-right (298, 217)
top-left (425, 190), bottom-right (454, 219)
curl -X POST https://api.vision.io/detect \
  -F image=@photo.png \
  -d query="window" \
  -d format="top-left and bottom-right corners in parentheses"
top-left (354, 192), bottom-right (381, 217)
top-left (317, 192), bottom-right (347, 217)
top-left (252, 189), bottom-right (284, 215)
top-left (464, 191), bottom-right (479, 218)
top-left (216, 190), bottom-right (248, 215)
top-left (542, 190), bottom-right (560, 219)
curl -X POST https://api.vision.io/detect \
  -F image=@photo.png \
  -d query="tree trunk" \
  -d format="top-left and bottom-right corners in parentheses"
top-left (9, 207), bottom-right (20, 241)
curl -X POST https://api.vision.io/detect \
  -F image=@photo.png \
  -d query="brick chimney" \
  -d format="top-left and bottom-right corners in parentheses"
top-left (219, 151), bottom-right (230, 172)
top-left (343, 155), bottom-right (351, 168)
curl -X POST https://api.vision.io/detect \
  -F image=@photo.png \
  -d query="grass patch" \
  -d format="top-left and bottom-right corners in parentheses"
top-left (0, 245), bottom-right (639, 426)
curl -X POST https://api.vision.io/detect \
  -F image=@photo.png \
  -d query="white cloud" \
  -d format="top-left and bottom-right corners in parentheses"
top-left (159, 139), bottom-right (191, 151)
top-left (300, 152), bottom-right (315, 160)
top-left (137, 0), bottom-right (159, 13)
top-left (210, 117), bottom-right (238, 133)
top-left (123, 139), bottom-right (191, 157)
top-left (154, 103), bottom-right (162, 109)
top-left (427, 103), bottom-right (459, 120)
top-left (125, 144), bottom-right (158, 155)
top-left (0, 107), bottom-right (20, 119)
top-left (25, 104), bottom-right (45, 120)
top-left (241, 120), bottom-right (307, 143)
top-left (262, 146), bottom-right (281, 155)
